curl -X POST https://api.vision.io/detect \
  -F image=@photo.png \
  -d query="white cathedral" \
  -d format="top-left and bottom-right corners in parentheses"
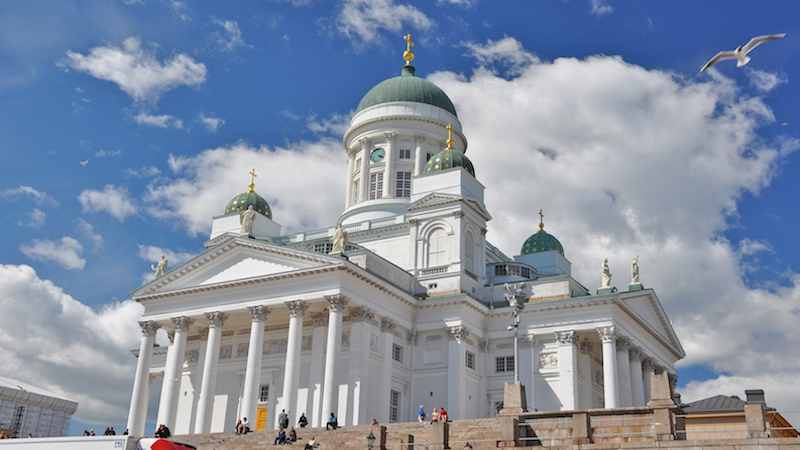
top-left (125, 38), bottom-right (684, 437)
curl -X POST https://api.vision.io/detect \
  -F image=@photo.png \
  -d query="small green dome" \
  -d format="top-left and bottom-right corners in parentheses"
top-left (423, 147), bottom-right (475, 177)
top-left (356, 66), bottom-right (458, 117)
top-left (225, 190), bottom-right (272, 219)
top-left (521, 230), bottom-right (564, 256)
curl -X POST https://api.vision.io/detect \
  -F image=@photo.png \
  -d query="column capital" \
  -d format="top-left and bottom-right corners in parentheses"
top-left (654, 364), bottom-right (666, 375)
top-left (597, 326), bottom-right (616, 343)
top-left (311, 311), bottom-right (329, 327)
top-left (138, 320), bottom-right (160, 337)
top-left (616, 336), bottom-right (630, 352)
top-left (448, 325), bottom-right (470, 342)
top-left (285, 300), bottom-right (307, 318)
top-left (205, 311), bottom-right (228, 327)
top-left (384, 131), bottom-right (397, 143)
top-left (629, 346), bottom-right (643, 361)
top-left (452, 210), bottom-right (464, 219)
top-left (380, 317), bottom-right (397, 333)
top-left (324, 294), bottom-right (350, 312)
top-left (359, 137), bottom-right (370, 151)
top-left (519, 334), bottom-right (534, 349)
top-left (167, 330), bottom-right (175, 344)
top-left (248, 305), bottom-right (272, 322)
top-left (555, 330), bottom-right (577, 345)
top-left (578, 340), bottom-right (594, 355)
top-left (641, 356), bottom-right (655, 371)
top-left (349, 305), bottom-right (375, 323)
top-left (198, 327), bottom-right (209, 340)
top-left (414, 133), bottom-right (426, 145)
top-left (171, 316), bottom-right (195, 332)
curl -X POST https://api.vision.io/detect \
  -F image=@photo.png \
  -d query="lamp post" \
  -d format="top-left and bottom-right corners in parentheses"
top-left (366, 431), bottom-right (376, 449)
top-left (504, 282), bottom-right (526, 384)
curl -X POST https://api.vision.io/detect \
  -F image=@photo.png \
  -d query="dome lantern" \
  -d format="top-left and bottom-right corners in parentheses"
top-left (224, 169), bottom-right (273, 219)
top-left (423, 123), bottom-right (475, 177)
top-left (521, 210), bottom-right (564, 256)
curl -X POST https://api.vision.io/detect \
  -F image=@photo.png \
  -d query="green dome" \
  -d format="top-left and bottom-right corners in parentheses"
top-left (356, 66), bottom-right (458, 117)
top-left (423, 147), bottom-right (475, 177)
top-left (225, 190), bottom-right (272, 219)
top-left (521, 230), bottom-right (564, 256)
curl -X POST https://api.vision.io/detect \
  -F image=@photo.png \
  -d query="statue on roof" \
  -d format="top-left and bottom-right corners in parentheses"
top-left (601, 258), bottom-right (612, 288)
top-left (152, 255), bottom-right (168, 279)
top-left (631, 255), bottom-right (640, 284)
top-left (240, 205), bottom-right (256, 235)
top-left (331, 222), bottom-right (348, 254)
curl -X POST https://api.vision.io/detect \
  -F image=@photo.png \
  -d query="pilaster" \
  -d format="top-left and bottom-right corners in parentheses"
top-left (616, 336), bottom-right (633, 407)
top-left (597, 326), bottom-right (619, 408)
top-left (556, 331), bottom-right (578, 410)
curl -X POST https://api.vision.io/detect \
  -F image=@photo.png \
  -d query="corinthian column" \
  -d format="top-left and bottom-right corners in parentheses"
top-left (597, 326), bottom-right (619, 408)
top-left (241, 306), bottom-right (271, 429)
top-left (127, 320), bottom-right (160, 436)
top-left (556, 331), bottom-right (579, 410)
top-left (194, 311), bottom-right (227, 433)
top-left (157, 316), bottom-right (194, 431)
top-left (616, 337), bottom-right (632, 407)
top-left (321, 294), bottom-right (349, 422)
top-left (279, 300), bottom-right (307, 427)
top-left (629, 347), bottom-right (645, 406)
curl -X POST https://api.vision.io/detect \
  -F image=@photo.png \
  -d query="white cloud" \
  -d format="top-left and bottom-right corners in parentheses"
top-left (746, 68), bottom-right (788, 92)
top-left (590, 0), bottom-right (613, 16)
top-left (210, 19), bottom-right (247, 53)
top-left (19, 237), bottom-right (86, 270)
top-left (0, 264), bottom-right (144, 425)
top-left (137, 244), bottom-right (196, 284)
top-left (134, 112), bottom-right (184, 129)
top-left (461, 36), bottom-right (540, 75)
top-left (18, 208), bottom-right (46, 228)
top-left (143, 139), bottom-right (346, 236)
top-left (77, 219), bottom-right (104, 252)
top-left (437, 0), bottom-right (476, 7)
top-left (95, 149), bottom-right (122, 157)
top-left (1, 185), bottom-right (59, 207)
top-left (306, 112), bottom-right (352, 136)
top-left (78, 184), bottom-right (138, 221)
top-left (198, 113), bottom-right (225, 133)
top-left (336, 0), bottom-right (434, 46)
top-left (63, 36), bottom-right (207, 105)
top-left (125, 165), bottom-right (161, 178)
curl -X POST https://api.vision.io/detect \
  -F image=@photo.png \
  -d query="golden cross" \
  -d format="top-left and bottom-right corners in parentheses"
top-left (248, 168), bottom-right (257, 192)
top-left (539, 209), bottom-right (544, 231)
top-left (403, 34), bottom-right (415, 66)
top-left (404, 34), bottom-right (415, 51)
top-left (446, 123), bottom-right (454, 149)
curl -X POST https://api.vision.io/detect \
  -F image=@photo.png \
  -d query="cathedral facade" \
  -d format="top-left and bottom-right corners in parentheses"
top-left (125, 43), bottom-right (684, 436)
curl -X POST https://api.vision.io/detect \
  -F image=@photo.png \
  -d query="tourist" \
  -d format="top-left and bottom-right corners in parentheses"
top-left (123, 429), bottom-right (129, 435)
top-left (298, 413), bottom-right (308, 428)
top-left (371, 419), bottom-right (379, 426)
top-left (418, 405), bottom-right (425, 422)
top-left (439, 407), bottom-right (448, 422)
top-left (464, 442), bottom-right (473, 449)
top-left (279, 409), bottom-right (289, 429)
top-left (288, 426), bottom-right (297, 443)
top-left (83, 430), bottom-right (90, 436)
top-left (237, 417), bottom-right (250, 435)
top-left (430, 407), bottom-right (439, 423)
top-left (274, 427), bottom-right (286, 445)
top-left (109, 427), bottom-right (116, 435)
top-left (305, 436), bottom-right (318, 449)
top-left (326, 412), bottom-right (338, 430)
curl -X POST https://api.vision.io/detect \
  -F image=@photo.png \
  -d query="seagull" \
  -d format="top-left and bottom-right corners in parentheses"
top-left (700, 33), bottom-right (786, 72)
top-left (79, 159), bottom-right (89, 166)
top-left (782, 122), bottom-right (788, 126)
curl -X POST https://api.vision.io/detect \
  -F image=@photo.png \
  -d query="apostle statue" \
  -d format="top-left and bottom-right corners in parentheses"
top-left (239, 205), bottom-right (256, 235)
top-left (601, 258), bottom-right (612, 288)
top-left (152, 255), bottom-right (168, 279)
top-left (331, 222), bottom-right (348, 254)
top-left (631, 255), bottom-right (640, 284)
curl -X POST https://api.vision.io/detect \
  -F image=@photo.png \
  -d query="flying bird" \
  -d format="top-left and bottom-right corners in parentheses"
top-left (700, 33), bottom-right (786, 72)
top-left (79, 159), bottom-right (89, 166)
top-left (782, 122), bottom-right (788, 126)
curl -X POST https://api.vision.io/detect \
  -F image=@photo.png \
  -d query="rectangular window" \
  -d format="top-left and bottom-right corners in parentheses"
top-left (496, 356), bottom-right (514, 372)
top-left (313, 243), bottom-right (333, 254)
top-left (466, 351), bottom-right (475, 369)
top-left (369, 172), bottom-right (384, 199)
top-left (495, 265), bottom-right (507, 277)
top-left (390, 390), bottom-right (400, 422)
top-left (353, 180), bottom-right (360, 204)
top-left (399, 149), bottom-right (411, 159)
top-left (426, 153), bottom-right (433, 161)
top-left (355, 157), bottom-right (361, 169)
top-left (259, 385), bottom-right (269, 403)
top-left (392, 344), bottom-right (403, 362)
top-left (395, 171), bottom-right (411, 197)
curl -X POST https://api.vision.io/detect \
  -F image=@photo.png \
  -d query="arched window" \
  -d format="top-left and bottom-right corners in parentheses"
top-left (465, 232), bottom-right (475, 274)
top-left (428, 229), bottom-right (448, 267)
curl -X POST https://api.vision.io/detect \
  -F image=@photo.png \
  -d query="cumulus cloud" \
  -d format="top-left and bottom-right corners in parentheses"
top-left (437, 0), bottom-right (476, 7)
top-left (137, 244), bottom-right (196, 285)
top-left (78, 184), bottom-right (138, 221)
top-left (134, 112), bottom-right (184, 129)
top-left (95, 149), bottom-right (122, 157)
top-left (143, 140), bottom-right (346, 236)
top-left (590, 0), bottom-right (613, 16)
top-left (125, 165), bottom-right (162, 178)
top-left (210, 18), bottom-right (247, 53)
top-left (424, 37), bottom-right (799, 408)
top-left (0, 185), bottom-right (59, 207)
top-left (77, 219), bottom-right (104, 252)
top-left (63, 36), bottom-right (206, 105)
top-left (0, 264), bottom-right (144, 425)
top-left (306, 112), bottom-right (352, 136)
top-left (336, 0), bottom-right (433, 46)
top-left (19, 237), bottom-right (86, 270)
top-left (461, 36), bottom-right (540, 75)
top-left (746, 68), bottom-right (788, 92)
top-left (18, 208), bottom-right (46, 228)
top-left (198, 113), bottom-right (225, 133)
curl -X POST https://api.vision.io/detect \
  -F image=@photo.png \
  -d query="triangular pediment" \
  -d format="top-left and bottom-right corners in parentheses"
top-left (617, 292), bottom-right (684, 357)
top-left (408, 193), bottom-right (491, 220)
top-left (131, 237), bottom-right (342, 297)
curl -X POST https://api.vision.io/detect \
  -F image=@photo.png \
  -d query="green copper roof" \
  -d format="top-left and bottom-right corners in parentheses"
top-left (521, 230), bottom-right (564, 256)
top-left (423, 147), bottom-right (475, 177)
top-left (225, 191), bottom-right (272, 219)
top-left (356, 66), bottom-right (458, 117)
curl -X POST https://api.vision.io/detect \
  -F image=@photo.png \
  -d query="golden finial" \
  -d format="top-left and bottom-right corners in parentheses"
top-left (538, 209), bottom-right (545, 233)
top-left (445, 123), bottom-right (454, 149)
top-left (403, 34), bottom-right (415, 66)
top-left (247, 168), bottom-right (257, 193)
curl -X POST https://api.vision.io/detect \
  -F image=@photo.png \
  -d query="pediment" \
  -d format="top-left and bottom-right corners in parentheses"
top-left (131, 237), bottom-right (342, 297)
top-left (408, 193), bottom-right (491, 220)
top-left (618, 292), bottom-right (684, 357)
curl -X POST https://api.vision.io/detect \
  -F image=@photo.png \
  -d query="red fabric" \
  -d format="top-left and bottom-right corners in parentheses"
top-left (148, 439), bottom-right (197, 450)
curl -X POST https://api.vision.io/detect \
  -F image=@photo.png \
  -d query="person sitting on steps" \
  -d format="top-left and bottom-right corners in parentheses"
top-left (326, 412), bottom-right (338, 430)
top-left (274, 427), bottom-right (286, 445)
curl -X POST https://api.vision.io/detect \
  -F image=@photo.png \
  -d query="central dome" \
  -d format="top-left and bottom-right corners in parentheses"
top-left (356, 66), bottom-right (457, 117)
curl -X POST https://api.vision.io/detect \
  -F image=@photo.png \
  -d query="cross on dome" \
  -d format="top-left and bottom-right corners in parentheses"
top-left (445, 123), bottom-right (454, 149)
top-left (403, 34), bottom-right (415, 66)
top-left (247, 168), bottom-right (257, 193)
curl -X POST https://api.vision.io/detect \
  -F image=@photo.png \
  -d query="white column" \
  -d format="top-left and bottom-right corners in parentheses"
top-left (194, 311), bottom-right (227, 434)
top-left (264, 372), bottom-right (277, 431)
top-left (346, 306), bottom-right (374, 425)
top-left (556, 331), bottom-right (579, 410)
top-left (241, 306), bottom-right (271, 429)
top-left (127, 320), bottom-right (160, 436)
top-left (616, 337), bottom-right (633, 407)
top-left (358, 138), bottom-right (369, 203)
top-left (518, 335), bottom-right (534, 411)
top-left (413, 134), bottom-right (426, 176)
top-left (346, 150), bottom-right (356, 208)
top-left (478, 338), bottom-right (489, 418)
top-left (157, 316), bottom-right (193, 431)
top-left (578, 340), bottom-right (594, 409)
top-left (308, 312), bottom-right (328, 427)
top-left (382, 132), bottom-right (396, 198)
top-left (629, 347), bottom-right (645, 407)
top-left (279, 300), bottom-right (306, 427)
top-left (321, 294), bottom-right (349, 422)
top-left (378, 318), bottom-right (397, 424)
top-left (597, 326), bottom-right (619, 409)
top-left (642, 357), bottom-right (655, 404)
top-left (446, 325), bottom-right (469, 419)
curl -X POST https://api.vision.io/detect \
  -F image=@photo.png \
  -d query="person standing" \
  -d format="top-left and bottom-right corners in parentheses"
top-left (279, 409), bottom-right (289, 429)
top-left (298, 412), bottom-right (308, 428)
top-left (418, 405), bottom-right (425, 422)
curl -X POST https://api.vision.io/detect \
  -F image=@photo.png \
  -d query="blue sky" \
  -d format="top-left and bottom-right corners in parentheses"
top-left (2, 0), bottom-right (800, 435)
